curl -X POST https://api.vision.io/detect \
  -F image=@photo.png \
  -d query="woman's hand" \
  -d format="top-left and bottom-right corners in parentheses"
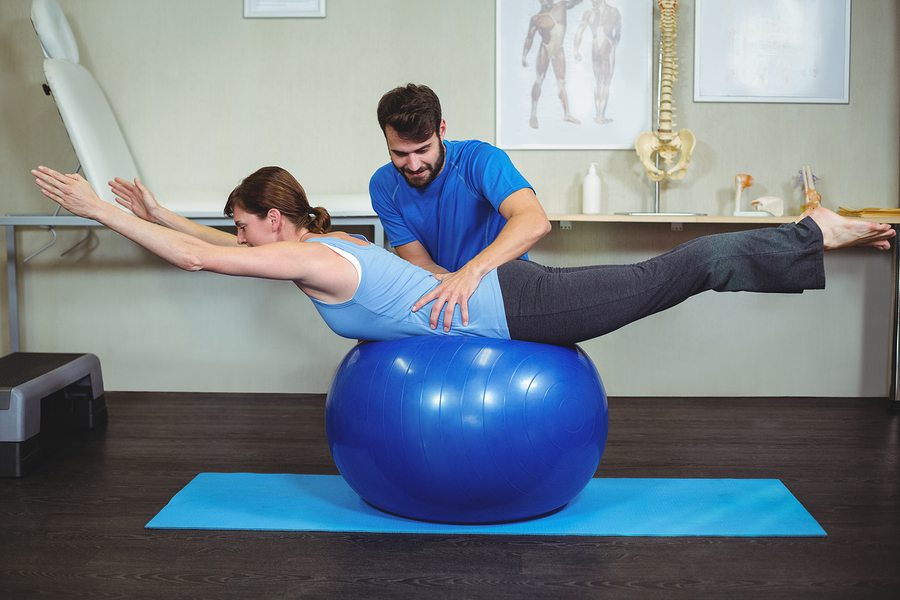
top-left (32, 166), bottom-right (106, 220)
top-left (110, 177), bottom-right (160, 222)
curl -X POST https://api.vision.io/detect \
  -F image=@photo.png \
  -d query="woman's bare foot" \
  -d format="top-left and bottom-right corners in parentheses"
top-left (805, 206), bottom-right (896, 251)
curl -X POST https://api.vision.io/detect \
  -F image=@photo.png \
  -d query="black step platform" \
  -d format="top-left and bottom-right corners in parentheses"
top-left (0, 353), bottom-right (106, 477)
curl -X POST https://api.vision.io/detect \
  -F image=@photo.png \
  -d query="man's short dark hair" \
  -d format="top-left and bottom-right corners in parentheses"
top-left (377, 84), bottom-right (442, 142)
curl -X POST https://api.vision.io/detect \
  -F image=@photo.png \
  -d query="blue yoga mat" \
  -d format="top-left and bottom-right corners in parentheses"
top-left (146, 474), bottom-right (825, 537)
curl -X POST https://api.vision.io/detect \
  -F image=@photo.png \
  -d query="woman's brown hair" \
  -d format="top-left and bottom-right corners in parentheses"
top-left (224, 166), bottom-right (330, 233)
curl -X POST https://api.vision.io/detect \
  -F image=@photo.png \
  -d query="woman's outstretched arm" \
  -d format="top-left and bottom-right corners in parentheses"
top-left (33, 166), bottom-right (323, 281)
top-left (110, 177), bottom-right (239, 247)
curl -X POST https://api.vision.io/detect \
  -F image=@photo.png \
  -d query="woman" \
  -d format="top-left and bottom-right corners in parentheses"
top-left (32, 165), bottom-right (895, 346)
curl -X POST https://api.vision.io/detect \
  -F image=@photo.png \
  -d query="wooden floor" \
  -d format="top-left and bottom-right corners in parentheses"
top-left (1, 392), bottom-right (898, 599)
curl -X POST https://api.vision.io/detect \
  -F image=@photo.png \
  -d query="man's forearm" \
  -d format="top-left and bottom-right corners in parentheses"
top-left (462, 211), bottom-right (551, 278)
top-left (424, 264), bottom-right (450, 275)
top-left (412, 258), bottom-right (450, 276)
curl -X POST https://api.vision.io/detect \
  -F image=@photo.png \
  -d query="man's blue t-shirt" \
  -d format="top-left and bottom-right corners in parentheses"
top-left (369, 139), bottom-right (533, 272)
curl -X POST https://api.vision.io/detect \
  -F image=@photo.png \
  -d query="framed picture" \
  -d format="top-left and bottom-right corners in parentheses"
top-left (694, 0), bottom-right (851, 103)
top-left (496, 0), bottom-right (653, 150)
top-left (244, 0), bottom-right (326, 19)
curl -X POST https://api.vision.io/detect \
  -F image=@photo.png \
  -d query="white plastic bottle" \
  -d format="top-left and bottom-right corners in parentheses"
top-left (582, 162), bottom-right (602, 214)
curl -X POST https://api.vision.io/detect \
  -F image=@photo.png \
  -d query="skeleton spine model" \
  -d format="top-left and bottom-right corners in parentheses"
top-left (635, 0), bottom-right (696, 182)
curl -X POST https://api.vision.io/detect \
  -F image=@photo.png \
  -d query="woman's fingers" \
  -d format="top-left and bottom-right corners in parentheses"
top-left (109, 181), bottom-right (135, 201)
top-left (32, 166), bottom-right (105, 220)
top-left (33, 175), bottom-right (64, 205)
top-left (135, 178), bottom-right (153, 198)
top-left (33, 175), bottom-right (54, 194)
top-left (34, 167), bottom-right (83, 199)
top-left (32, 170), bottom-right (62, 196)
top-left (35, 165), bottom-right (70, 186)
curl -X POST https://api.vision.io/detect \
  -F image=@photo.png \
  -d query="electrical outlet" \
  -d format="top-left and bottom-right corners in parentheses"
top-left (559, 220), bottom-right (573, 231)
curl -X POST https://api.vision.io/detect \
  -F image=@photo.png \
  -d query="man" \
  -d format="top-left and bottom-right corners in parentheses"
top-left (370, 84), bottom-right (551, 333)
top-left (573, 0), bottom-right (622, 124)
top-left (522, 0), bottom-right (584, 129)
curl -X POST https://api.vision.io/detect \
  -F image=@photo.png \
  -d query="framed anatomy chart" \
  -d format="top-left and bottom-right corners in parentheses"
top-left (496, 0), bottom-right (653, 149)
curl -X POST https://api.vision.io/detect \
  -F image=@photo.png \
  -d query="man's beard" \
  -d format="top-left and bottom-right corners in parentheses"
top-left (398, 141), bottom-right (446, 189)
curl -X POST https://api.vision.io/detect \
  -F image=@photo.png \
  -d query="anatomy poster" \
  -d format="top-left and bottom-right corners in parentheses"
top-left (496, 0), bottom-right (652, 149)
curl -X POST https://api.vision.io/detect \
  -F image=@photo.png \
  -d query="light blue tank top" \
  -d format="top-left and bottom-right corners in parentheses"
top-left (305, 236), bottom-right (510, 341)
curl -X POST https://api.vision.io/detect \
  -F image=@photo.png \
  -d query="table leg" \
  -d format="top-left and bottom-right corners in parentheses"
top-left (890, 225), bottom-right (900, 411)
top-left (5, 225), bottom-right (20, 352)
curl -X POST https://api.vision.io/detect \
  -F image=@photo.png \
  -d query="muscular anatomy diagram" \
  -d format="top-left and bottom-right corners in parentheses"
top-left (573, 0), bottom-right (621, 125)
top-left (522, 0), bottom-right (584, 129)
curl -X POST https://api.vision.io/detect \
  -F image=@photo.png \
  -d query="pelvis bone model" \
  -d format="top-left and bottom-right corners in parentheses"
top-left (635, 0), bottom-right (695, 182)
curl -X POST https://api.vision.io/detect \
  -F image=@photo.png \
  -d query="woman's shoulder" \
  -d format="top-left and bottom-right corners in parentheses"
top-left (307, 231), bottom-right (370, 247)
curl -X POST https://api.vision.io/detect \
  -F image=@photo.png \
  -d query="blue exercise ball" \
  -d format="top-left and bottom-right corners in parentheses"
top-left (325, 336), bottom-right (608, 524)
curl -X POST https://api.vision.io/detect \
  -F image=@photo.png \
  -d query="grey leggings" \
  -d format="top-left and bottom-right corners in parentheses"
top-left (496, 218), bottom-right (826, 346)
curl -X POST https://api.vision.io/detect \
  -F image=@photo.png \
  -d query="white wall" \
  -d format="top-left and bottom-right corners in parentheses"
top-left (0, 0), bottom-right (897, 395)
